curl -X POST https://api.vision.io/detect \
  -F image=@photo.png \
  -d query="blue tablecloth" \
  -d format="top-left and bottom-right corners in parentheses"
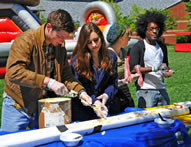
top-left (1, 107), bottom-right (191, 147)
top-left (41, 107), bottom-right (191, 147)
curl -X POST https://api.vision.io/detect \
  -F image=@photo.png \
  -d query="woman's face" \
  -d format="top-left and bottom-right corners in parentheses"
top-left (87, 32), bottom-right (101, 54)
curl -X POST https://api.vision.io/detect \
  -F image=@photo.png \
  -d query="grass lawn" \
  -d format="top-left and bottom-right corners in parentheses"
top-left (0, 45), bottom-right (191, 135)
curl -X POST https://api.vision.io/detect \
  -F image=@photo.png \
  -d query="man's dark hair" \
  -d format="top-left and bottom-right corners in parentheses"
top-left (47, 9), bottom-right (74, 33)
top-left (136, 11), bottom-right (166, 39)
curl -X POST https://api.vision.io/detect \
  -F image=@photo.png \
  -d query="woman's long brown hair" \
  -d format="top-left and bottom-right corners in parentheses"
top-left (72, 22), bottom-right (113, 81)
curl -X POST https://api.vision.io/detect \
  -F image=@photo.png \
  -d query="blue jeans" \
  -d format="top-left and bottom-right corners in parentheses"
top-left (0, 92), bottom-right (38, 132)
top-left (136, 89), bottom-right (170, 108)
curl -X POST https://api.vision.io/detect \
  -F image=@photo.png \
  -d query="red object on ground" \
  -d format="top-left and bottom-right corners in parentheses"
top-left (175, 43), bottom-right (191, 52)
top-left (0, 67), bottom-right (6, 79)
top-left (175, 32), bottom-right (191, 52)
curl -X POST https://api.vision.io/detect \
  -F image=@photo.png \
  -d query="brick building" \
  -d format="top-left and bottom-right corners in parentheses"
top-left (163, 1), bottom-right (190, 44)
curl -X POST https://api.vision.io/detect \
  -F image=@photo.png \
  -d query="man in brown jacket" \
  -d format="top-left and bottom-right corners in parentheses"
top-left (1, 9), bottom-right (92, 132)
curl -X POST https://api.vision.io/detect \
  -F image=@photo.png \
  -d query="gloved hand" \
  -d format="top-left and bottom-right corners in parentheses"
top-left (93, 100), bottom-right (108, 119)
top-left (79, 91), bottom-right (92, 106)
top-left (153, 63), bottom-right (168, 72)
top-left (47, 78), bottom-right (68, 95)
top-left (131, 73), bottom-right (140, 81)
top-left (118, 73), bottom-right (139, 86)
top-left (97, 93), bottom-right (109, 105)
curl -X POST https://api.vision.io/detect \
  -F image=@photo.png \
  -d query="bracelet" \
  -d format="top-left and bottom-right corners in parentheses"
top-left (47, 78), bottom-right (56, 89)
top-left (152, 66), bottom-right (156, 72)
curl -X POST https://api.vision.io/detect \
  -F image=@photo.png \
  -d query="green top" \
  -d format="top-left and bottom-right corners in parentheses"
top-left (108, 47), bottom-right (125, 80)
top-left (117, 61), bottom-right (125, 80)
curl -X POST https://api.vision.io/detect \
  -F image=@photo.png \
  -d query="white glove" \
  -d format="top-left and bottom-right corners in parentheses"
top-left (131, 73), bottom-right (140, 81)
top-left (118, 73), bottom-right (140, 86)
top-left (79, 91), bottom-right (92, 106)
top-left (93, 100), bottom-right (108, 119)
top-left (97, 93), bottom-right (109, 105)
top-left (47, 78), bottom-right (68, 95)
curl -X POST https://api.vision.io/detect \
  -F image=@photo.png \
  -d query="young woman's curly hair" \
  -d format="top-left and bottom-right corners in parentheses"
top-left (136, 11), bottom-right (166, 39)
top-left (72, 22), bottom-right (114, 81)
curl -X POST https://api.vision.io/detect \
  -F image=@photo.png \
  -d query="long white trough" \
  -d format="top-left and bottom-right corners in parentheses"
top-left (0, 102), bottom-right (191, 147)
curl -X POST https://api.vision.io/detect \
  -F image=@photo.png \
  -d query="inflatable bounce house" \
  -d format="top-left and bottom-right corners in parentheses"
top-left (0, 0), bottom-right (41, 78)
top-left (0, 1), bottom-right (118, 79)
top-left (79, 1), bottom-right (117, 41)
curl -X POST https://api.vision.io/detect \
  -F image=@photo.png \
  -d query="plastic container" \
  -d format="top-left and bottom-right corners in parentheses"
top-left (60, 132), bottom-right (83, 147)
top-left (38, 98), bottom-right (71, 128)
top-left (154, 118), bottom-right (174, 128)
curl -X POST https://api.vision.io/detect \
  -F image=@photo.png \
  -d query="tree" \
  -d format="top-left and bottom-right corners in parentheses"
top-left (36, 5), bottom-right (47, 23)
top-left (100, 0), bottom-right (177, 31)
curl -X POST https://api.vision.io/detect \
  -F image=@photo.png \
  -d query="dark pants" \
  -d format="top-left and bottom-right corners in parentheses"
top-left (108, 84), bottom-right (135, 115)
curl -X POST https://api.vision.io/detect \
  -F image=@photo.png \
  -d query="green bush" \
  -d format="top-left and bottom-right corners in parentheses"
top-left (176, 35), bottom-right (191, 43)
top-left (37, 5), bottom-right (47, 23)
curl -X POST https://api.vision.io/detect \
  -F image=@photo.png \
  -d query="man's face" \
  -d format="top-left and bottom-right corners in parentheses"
top-left (49, 29), bottom-right (70, 46)
top-left (46, 23), bottom-right (72, 46)
top-left (146, 22), bottom-right (160, 45)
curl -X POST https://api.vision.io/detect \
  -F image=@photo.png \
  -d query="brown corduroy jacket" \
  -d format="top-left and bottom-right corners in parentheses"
top-left (4, 24), bottom-right (84, 113)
